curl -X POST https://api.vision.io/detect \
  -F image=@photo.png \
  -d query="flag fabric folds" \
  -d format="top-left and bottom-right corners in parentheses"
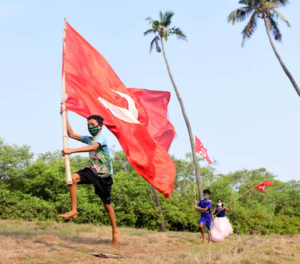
top-left (195, 136), bottom-right (212, 164)
top-left (253, 180), bottom-right (274, 193)
top-left (62, 21), bottom-right (176, 197)
top-left (129, 88), bottom-right (176, 151)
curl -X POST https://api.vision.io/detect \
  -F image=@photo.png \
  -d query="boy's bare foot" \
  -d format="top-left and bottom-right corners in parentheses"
top-left (112, 230), bottom-right (119, 247)
top-left (59, 211), bottom-right (77, 219)
top-left (202, 237), bottom-right (206, 243)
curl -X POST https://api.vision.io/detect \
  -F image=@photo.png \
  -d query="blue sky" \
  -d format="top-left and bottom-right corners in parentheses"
top-left (0, 0), bottom-right (299, 182)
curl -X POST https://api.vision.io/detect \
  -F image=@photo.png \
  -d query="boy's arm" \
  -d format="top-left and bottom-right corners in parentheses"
top-left (194, 200), bottom-right (201, 210)
top-left (61, 108), bottom-right (82, 141)
top-left (194, 201), bottom-right (208, 211)
top-left (62, 142), bottom-right (99, 155)
top-left (66, 119), bottom-right (82, 141)
top-left (197, 207), bottom-right (209, 211)
top-left (197, 200), bottom-right (210, 211)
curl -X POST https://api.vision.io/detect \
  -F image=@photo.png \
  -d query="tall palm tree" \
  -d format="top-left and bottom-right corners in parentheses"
top-left (144, 11), bottom-right (204, 200)
top-left (228, 0), bottom-right (300, 97)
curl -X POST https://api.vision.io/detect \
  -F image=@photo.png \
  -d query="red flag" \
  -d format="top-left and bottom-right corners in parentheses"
top-left (253, 180), bottom-right (274, 193)
top-left (63, 22), bottom-right (176, 197)
top-left (195, 136), bottom-right (212, 163)
top-left (129, 88), bottom-right (176, 151)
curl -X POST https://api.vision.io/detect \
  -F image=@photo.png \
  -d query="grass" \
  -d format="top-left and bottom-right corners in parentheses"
top-left (0, 219), bottom-right (299, 264)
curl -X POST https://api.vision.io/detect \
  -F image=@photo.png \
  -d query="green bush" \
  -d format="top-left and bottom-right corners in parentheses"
top-left (0, 139), bottom-right (299, 234)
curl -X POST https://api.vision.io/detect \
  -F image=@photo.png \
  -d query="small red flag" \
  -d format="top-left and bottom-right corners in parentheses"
top-left (195, 136), bottom-right (212, 163)
top-left (63, 22), bottom-right (176, 197)
top-left (253, 180), bottom-right (274, 193)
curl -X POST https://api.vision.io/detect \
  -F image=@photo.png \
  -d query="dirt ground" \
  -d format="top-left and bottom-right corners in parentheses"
top-left (0, 220), bottom-right (299, 264)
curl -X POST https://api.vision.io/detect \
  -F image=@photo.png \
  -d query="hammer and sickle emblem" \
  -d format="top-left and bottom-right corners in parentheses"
top-left (98, 90), bottom-right (140, 124)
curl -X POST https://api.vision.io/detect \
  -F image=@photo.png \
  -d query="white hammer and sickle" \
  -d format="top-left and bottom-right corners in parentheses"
top-left (98, 90), bottom-right (140, 124)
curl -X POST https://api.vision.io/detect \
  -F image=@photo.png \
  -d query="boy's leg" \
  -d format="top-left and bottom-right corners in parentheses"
top-left (104, 203), bottom-right (119, 247)
top-left (59, 173), bottom-right (81, 219)
top-left (199, 221), bottom-right (205, 242)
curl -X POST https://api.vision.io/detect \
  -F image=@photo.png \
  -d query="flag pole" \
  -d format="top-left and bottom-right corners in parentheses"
top-left (62, 18), bottom-right (72, 185)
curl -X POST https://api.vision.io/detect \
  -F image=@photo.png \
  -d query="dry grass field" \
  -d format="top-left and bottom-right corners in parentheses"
top-left (0, 220), bottom-right (299, 264)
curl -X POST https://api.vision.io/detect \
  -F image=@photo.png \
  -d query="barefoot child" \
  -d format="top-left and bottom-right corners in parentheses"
top-left (211, 199), bottom-right (233, 242)
top-left (60, 108), bottom-right (119, 247)
top-left (194, 189), bottom-right (212, 243)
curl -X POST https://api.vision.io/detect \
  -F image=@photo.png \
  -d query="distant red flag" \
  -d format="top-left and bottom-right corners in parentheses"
top-left (63, 21), bottom-right (176, 197)
top-left (129, 88), bottom-right (176, 151)
top-left (253, 180), bottom-right (274, 193)
top-left (195, 136), bottom-right (212, 163)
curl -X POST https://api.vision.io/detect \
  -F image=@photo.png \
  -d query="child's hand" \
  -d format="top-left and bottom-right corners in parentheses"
top-left (60, 105), bottom-right (67, 115)
top-left (62, 148), bottom-right (72, 156)
top-left (229, 201), bottom-right (232, 205)
top-left (194, 200), bottom-right (198, 205)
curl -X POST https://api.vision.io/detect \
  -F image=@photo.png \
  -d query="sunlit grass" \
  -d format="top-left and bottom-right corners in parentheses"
top-left (0, 220), bottom-right (299, 264)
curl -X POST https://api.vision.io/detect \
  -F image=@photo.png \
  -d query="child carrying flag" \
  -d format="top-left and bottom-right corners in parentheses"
top-left (194, 189), bottom-right (213, 243)
top-left (60, 108), bottom-right (119, 247)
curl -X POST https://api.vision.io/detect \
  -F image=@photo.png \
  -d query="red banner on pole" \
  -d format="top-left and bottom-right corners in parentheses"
top-left (195, 136), bottom-right (212, 164)
top-left (62, 22), bottom-right (176, 197)
top-left (254, 180), bottom-right (274, 193)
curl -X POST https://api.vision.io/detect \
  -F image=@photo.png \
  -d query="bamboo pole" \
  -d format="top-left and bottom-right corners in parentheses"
top-left (62, 19), bottom-right (72, 185)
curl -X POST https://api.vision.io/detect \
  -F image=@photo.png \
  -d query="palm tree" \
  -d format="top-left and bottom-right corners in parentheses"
top-left (144, 11), bottom-right (204, 200)
top-left (228, 0), bottom-right (300, 97)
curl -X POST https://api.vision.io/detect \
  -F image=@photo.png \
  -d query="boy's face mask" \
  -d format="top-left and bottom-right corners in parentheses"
top-left (203, 195), bottom-right (208, 200)
top-left (88, 125), bottom-right (99, 136)
top-left (217, 203), bottom-right (222, 207)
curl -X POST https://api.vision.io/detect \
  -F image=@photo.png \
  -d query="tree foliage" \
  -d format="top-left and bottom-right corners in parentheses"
top-left (0, 139), bottom-right (299, 234)
top-left (144, 11), bottom-right (186, 53)
top-left (228, 0), bottom-right (290, 46)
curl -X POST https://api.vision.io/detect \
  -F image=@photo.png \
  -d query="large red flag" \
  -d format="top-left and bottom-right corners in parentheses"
top-left (195, 136), bottom-right (212, 164)
top-left (253, 180), bottom-right (274, 193)
top-left (129, 88), bottom-right (176, 151)
top-left (63, 22), bottom-right (176, 197)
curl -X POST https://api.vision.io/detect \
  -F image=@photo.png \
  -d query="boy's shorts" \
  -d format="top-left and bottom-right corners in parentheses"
top-left (76, 167), bottom-right (113, 204)
top-left (199, 217), bottom-right (212, 229)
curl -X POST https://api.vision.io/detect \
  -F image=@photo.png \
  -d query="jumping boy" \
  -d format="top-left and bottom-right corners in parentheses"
top-left (194, 189), bottom-right (212, 243)
top-left (60, 108), bottom-right (119, 247)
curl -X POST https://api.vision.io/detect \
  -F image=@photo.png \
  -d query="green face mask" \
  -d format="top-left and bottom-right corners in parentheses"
top-left (88, 125), bottom-right (99, 136)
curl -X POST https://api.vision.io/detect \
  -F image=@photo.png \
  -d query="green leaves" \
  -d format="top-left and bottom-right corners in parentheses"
top-left (274, 10), bottom-right (290, 27)
top-left (228, 8), bottom-right (255, 25)
top-left (242, 11), bottom-right (259, 46)
top-left (229, 0), bottom-right (291, 44)
top-left (0, 138), bottom-right (33, 188)
top-left (150, 36), bottom-right (161, 53)
top-left (169, 27), bottom-right (187, 41)
top-left (161, 11), bottom-right (174, 27)
top-left (0, 141), bottom-right (299, 234)
top-left (144, 11), bottom-right (187, 53)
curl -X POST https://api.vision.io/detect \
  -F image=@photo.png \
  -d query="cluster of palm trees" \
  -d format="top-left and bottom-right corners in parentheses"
top-left (144, 1), bottom-right (298, 230)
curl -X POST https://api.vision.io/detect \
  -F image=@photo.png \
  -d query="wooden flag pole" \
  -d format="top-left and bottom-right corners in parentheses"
top-left (62, 19), bottom-right (72, 185)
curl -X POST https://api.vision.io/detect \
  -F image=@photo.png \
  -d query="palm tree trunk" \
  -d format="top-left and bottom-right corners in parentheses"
top-left (160, 38), bottom-right (203, 200)
top-left (263, 17), bottom-right (300, 97)
top-left (152, 186), bottom-right (167, 232)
